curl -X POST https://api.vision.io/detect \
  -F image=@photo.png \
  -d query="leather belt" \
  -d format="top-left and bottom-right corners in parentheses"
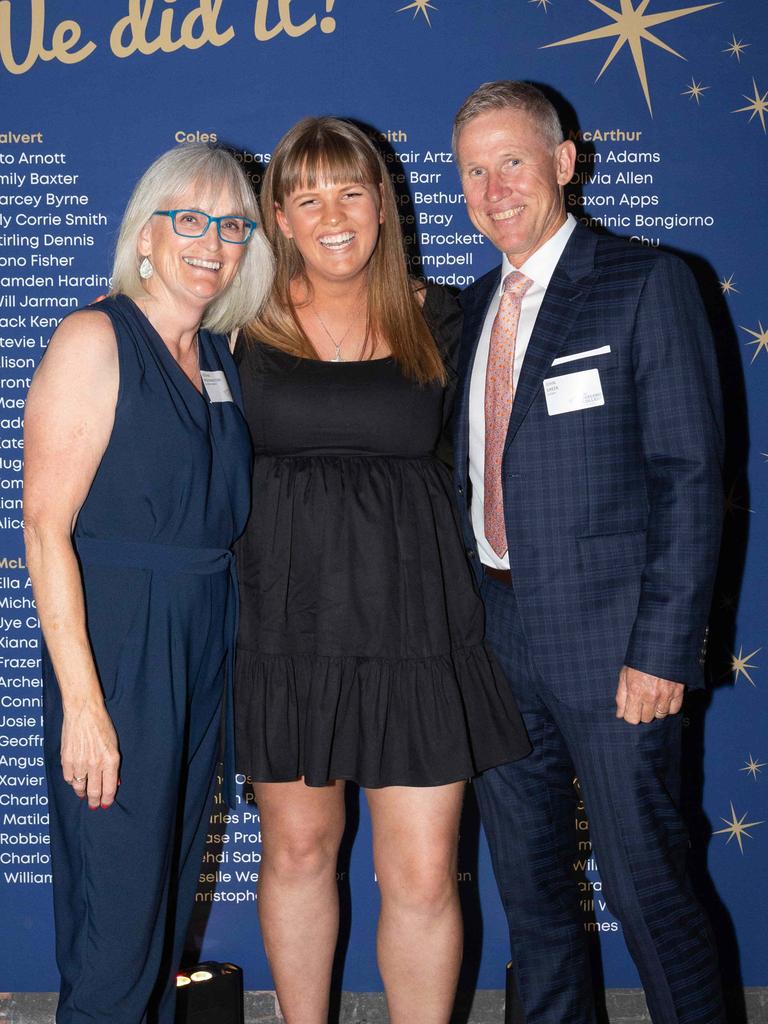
top-left (482, 564), bottom-right (512, 585)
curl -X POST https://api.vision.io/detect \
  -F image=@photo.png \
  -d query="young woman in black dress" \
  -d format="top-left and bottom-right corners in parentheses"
top-left (234, 117), bottom-right (529, 1024)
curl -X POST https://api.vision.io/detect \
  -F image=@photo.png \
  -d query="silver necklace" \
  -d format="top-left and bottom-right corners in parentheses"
top-left (310, 304), bottom-right (363, 362)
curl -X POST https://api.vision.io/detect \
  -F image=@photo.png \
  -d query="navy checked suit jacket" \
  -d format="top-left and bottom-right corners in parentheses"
top-left (453, 223), bottom-right (724, 705)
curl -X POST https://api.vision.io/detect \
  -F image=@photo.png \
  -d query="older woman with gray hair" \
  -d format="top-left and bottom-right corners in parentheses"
top-left (23, 143), bottom-right (273, 1023)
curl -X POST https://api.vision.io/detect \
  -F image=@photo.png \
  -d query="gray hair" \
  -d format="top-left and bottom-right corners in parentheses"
top-left (452, 81), bottom-right (564, 160)
top-left (110, 143), bottom-right (274, 334)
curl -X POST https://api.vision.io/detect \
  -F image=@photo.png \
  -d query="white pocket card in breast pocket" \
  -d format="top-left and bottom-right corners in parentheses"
top-left (543, 368), bottom-right (604, 416)
top-left (201, 370), bottom-right (233, 403)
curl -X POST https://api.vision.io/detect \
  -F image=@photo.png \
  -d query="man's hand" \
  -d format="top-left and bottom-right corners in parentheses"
top-left (615, 666), bottom-right (684, 725)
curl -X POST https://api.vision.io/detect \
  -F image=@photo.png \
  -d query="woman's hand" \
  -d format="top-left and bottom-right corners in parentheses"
top-left (61, 699), bottom-right (121, 808)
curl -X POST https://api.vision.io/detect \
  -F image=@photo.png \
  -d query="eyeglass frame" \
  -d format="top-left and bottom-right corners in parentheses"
top-left (153, 209), bottom-right (257, 245)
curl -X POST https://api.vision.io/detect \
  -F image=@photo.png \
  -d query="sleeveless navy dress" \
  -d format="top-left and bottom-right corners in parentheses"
top-left (42, 294), bottom-right (251, 1024)
top-left (234, 286), bottom-right (529, 787)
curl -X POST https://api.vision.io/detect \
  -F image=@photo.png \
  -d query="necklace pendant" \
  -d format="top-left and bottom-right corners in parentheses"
top-left (332, 345), bottom-right (343, 363)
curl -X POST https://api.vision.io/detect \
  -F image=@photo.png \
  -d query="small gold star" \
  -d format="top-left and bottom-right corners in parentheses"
top-left (682, 78), bottom-right (708, 103)
top-left (531, 0), bottom-right (553, 10)
top-left (542, 0), bottom-right (721, 115)
top-left (740, 322), bottom-right (768, 363)
top-left (741, 755), bottom-right (766, 780)
top-left (714, 802), bottom-right (764, 853)
top-left (719, 274), bottom-right (738, 295)
top-left (733, 79), bottom-right (768, 133)
top-left (727, 645), bottom-right (761, 686)
top-left (723, 34), bottom-right (749, 62)
top-left (396, 0), bottom-right (437, 25)
top-left (723, 480), bottom-right (754, 516)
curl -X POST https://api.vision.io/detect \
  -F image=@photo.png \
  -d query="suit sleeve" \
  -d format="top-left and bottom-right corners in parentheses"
top-left (623, 255), bottom-right (724, 688)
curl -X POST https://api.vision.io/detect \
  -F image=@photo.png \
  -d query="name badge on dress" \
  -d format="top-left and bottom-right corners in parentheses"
top-left (543, 368), bottom-right (605, 416)
top-left (201, 370), bottom-right (233, 403)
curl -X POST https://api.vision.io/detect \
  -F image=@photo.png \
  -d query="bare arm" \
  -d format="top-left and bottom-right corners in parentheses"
top-left (23, 310), bottom-right (120, 808)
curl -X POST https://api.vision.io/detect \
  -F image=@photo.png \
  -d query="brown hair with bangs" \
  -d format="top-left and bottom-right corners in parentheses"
top-left (245, 117), bottom-right (445, 385)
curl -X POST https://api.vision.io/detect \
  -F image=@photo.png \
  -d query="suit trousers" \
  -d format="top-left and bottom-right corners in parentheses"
top-left (475, 577), bottom-right (725, 1024)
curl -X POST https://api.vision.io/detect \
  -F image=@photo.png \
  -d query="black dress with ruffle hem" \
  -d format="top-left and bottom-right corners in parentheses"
top-left (233, 286), bottom-right (530, 787)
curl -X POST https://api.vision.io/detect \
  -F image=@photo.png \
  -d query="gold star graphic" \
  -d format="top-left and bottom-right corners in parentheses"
top-left (396, 0), bottom-right (437, 25)
top-left (733, 79), bottom-right (768, 133)
top-left (682, 78), bottom-right (708, 103)
top-left (531, 0), bottom-right (554, 10)
top-left (714, 802), bottom-right (764, 853)
top-left (723, 34), bottom-right (749, 62)
top-left (719, 274), bottom-right (738, 295)
top-left (727, 645), bottom-right (761, 686)
top-left (542, 0), bottom-right (720, 115)
top-left (740, 322), bottom-right (768, 363)
top-left (723, 480), bottom-right (754, 516)
top-left (741, 755), bottom-right (766, 780)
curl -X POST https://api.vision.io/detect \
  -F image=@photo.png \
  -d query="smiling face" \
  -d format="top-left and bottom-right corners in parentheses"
top-left (138, 184), bottom-right (246, 313)
top-left (457, 107), bottom-right (575, 266)
top-left (275, 177), bottom-right (384, 290)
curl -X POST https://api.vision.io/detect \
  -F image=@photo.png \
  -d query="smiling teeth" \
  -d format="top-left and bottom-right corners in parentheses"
top-left (183, 257), bottom-right (222, 270)
top-left (491, 206), bottom-right (525, 221)
top-left (319, 232), bottom-right (355, 248)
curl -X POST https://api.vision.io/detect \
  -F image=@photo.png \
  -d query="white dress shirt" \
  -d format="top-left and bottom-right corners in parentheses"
top-left (468, 214), bottom-right (577, 569)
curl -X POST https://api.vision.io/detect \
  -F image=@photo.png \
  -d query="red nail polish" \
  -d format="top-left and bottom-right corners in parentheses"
top-left (100, 803), bottom-right (110, 810)
top-left (88, 805), bottom-right (99, 811)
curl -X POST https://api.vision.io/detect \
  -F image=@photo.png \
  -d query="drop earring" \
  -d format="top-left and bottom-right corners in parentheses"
top-left (139, 256), bottom-right (154, 280)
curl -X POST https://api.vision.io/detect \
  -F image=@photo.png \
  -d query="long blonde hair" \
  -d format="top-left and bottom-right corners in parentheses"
top-left (245, 117), bottom-right (444, 385)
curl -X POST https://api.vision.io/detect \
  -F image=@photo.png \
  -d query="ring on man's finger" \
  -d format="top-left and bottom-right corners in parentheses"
top-left (654, 708), bottom-right (667, 717)
top-left (73, 775), bottom-right (87, 783)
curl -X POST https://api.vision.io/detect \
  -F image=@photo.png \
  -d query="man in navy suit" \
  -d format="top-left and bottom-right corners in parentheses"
top-left (451, 81), bottom-right (725, 1023)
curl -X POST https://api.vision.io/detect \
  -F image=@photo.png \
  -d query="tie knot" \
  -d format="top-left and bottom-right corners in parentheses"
top-left (502, 270), bottom-right (533, 298)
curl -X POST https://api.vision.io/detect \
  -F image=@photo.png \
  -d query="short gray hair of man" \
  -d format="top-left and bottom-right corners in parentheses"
top-left (111, 143), bottom-right (274, 335)
top-left (452, 81), bottom-right (564, 162)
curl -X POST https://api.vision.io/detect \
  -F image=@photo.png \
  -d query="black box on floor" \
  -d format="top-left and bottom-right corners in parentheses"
top-left (175, 962), bottom-right (244, 1024)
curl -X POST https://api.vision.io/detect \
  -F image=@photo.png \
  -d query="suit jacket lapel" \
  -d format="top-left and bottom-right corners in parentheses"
top-left (504, 224), bottom-right (598, 451)
top-left (454, 269), bottom-right (499, 484)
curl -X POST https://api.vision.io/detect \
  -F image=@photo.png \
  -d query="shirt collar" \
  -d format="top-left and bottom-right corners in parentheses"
top-left (500, 213), bottom-right (577, 295)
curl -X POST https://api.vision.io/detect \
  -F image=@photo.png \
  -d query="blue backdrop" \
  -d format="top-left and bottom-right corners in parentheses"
top-left (1, 0), bottom-right (765, 1000)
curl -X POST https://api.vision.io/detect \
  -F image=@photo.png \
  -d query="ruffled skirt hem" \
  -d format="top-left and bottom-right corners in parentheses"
top-left (234, 644), bottom-right (530, 788)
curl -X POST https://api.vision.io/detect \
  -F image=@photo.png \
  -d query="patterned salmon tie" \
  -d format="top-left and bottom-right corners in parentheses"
top-left (484, 271), bottom-right (534, 558)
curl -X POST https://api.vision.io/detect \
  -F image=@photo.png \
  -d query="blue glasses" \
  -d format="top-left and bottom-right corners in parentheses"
top-left (153, 209), bottom-right (257, 244)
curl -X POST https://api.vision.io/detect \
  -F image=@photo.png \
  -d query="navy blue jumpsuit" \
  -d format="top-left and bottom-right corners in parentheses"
top-left (42, 295), bottom-right (251, 1023)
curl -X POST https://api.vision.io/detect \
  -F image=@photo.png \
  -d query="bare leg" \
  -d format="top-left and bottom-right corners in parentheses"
top-left (366, 782), bottom-right (465, 1024)
top-left (254, 779), bottom-right (346, 1024)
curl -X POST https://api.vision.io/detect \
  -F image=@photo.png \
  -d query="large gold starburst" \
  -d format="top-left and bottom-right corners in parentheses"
top-left (396, 0), bottom-right (437, 25)
top-left (741, 755), bottom-right (766, 780)
top-left (740, 322), bottom-right (768, 363)
top-left (713, 802), bottom-right (764, 853)
top-left (723, 34), bottom-right (749, 62)
top-left (682, 78), bottom-right (708, 103)
top-left (733, 79), bottom-right (768, 133)
top-left (542, 0), bottom-right (720, 115)
top-left (719, 274), bottom-right (738, 295)
top-left (727, 645), bottom-right (761, 686)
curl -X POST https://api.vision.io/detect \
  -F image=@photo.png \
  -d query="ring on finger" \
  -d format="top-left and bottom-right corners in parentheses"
top-left (654, 707), bottom-right (668, 717)
top-left (73, 775), bottom-right (87, 783)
